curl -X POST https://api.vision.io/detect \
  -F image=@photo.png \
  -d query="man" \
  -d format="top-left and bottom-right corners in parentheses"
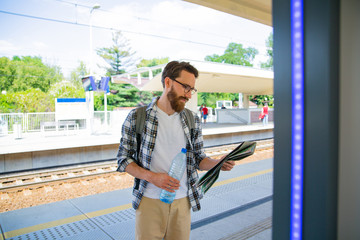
top-left (117, 61), bottom-right (235, 240)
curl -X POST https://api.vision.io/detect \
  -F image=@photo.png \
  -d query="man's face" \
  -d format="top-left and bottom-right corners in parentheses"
top-left (167, 85), bottom-right (188, 112)
top-left (166, 70), bottom-right (195, 112)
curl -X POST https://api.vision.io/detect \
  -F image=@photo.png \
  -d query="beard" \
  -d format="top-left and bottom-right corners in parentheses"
top-left (167, 86), bottom-right (188, 113)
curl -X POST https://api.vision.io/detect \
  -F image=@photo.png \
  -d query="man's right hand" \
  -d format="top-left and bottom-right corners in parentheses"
top-left (125, 162), bottom-right (180, 192)
top-left (149, 172), bottom-right (180, 192)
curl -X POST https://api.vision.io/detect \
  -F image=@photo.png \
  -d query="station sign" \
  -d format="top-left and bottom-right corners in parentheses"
top-left (81, 76), bottom-right (110, 93)
top-left (97, 77), bottom-right (110, 93)
top-left (82, 76), bottom-right (97, 91)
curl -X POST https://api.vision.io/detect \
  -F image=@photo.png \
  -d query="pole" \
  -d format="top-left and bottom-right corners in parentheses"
top-left (238, 93), bottom-right (243, 108)
top-left (104, 92), bottom-right (108, 131)
top-left (87, 4), bottom-right (100, 133)
top-left (89, 4), bottom-right (100, 75)
top-left (89, 14), bottom-right (94, 76)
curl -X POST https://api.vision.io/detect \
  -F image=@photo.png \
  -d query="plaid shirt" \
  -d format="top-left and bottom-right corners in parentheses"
top-left (116, 97), bottom-right (206, 212)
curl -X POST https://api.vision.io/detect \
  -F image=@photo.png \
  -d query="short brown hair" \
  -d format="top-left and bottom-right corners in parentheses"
top-left (161, 61), bottom-right (199, 88)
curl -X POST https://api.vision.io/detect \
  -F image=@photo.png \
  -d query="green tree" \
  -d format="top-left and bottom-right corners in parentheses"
top-left (249, 95), bottom-right (274, 107)
top-left (198, 92), bottom-right (239, 110)
top-left (0, 56), bottom-right (63, 93)
top-left (205, 43), bottom-right (258, 66)
top-left (137, 58), bottom-right (169, 78)
top-left (70, 61), bottom-right (89, 89)
top-left (106, 82), bottom-right (140, 108)
top-left (202, 43), bottom-right (259, 108)
top-left (95, 31), bottom-right (143, 108)
top-left (135, 58), bottom-right (168, 105)
top-left (0, 81), bottom-right (87, 113)
top-left (0, 92), bottom-right (16, 112)
top-left (96, 31), bottom-right (137, 75)
top-left (249, 32), bottom-right (274, 107)
top-left (0, 57), bottom-right (15, 92)
top-left (48, 80), bottom-right (85, 97)
top-left (0, 88), bottom-right (50, 113)
top-left (260, 32), bottom-right (273, 69)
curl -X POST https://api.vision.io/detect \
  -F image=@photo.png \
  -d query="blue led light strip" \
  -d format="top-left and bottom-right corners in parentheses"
top-left (290, 0), bottom-right (304, 239)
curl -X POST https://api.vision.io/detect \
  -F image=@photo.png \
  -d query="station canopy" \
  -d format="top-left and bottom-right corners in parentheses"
top-left (111, 60), bottom-right (273, 95)
top-left (184, 0), bottom-right (272, 26)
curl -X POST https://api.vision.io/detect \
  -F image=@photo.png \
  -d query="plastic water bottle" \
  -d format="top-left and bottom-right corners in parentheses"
top-left (159, 148), bottom-right (187, 204)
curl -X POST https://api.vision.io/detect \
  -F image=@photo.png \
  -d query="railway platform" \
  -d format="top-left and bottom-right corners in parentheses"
top-left (0, 123), bottom-right (273, 173)
top-left (0, 158), bottom-right (273, 240)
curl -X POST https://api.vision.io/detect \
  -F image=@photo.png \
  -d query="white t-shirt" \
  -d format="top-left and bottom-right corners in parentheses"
top-left (143, 107), bottom-right (188, 199)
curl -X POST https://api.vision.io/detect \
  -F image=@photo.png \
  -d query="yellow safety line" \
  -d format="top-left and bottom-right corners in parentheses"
top-left (4, 168), bottom-right (273, 238)
top-left (4, 203), bottom-right (132, 238)
top-left (212, 168), bottom-right (273, 188)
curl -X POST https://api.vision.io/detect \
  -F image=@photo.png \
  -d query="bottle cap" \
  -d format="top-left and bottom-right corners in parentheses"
top-left (181, 148), bottom-right (187, 153)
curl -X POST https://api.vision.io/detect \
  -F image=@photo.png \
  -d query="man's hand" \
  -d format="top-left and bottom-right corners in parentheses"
top-left (200, 156), bottom-right (236, 171)
top-left (149, 172), bottom-right (180, 193)
top-left (221, 160), bottom-right (235, 171)
top-left (125, 162), bottom-right (179, 192)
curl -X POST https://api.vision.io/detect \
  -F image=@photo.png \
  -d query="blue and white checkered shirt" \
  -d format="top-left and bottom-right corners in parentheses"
top-left (116, 97), bottom-right (206, 212)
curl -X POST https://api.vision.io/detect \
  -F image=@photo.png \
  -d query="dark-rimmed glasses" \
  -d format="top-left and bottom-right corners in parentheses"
top-left (171, 79), bottom-right (197, 95)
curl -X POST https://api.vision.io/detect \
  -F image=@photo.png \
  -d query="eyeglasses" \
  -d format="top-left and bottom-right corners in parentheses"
top-left (171, 78), bottom-right (197, 95)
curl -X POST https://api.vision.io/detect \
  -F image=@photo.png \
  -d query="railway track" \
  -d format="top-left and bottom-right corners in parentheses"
top-left (0, 139), bottom-right (273, 192)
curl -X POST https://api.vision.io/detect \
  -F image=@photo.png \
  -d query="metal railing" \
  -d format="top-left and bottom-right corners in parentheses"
top-left (0, 110), bottom-right (132, 134)
top-left (0, 113), bottom-right (23, 135)
top-left (26, 112), bottom-right (56, 132)
top-left (0, 108), bottom-right (269, 135)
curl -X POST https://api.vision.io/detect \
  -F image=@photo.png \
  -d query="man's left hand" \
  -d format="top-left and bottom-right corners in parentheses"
top-left (221, 161), bottom-right (235, 171)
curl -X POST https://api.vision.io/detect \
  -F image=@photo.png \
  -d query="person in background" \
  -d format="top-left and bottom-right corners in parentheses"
top-left (262, 103), bottom-right (269, 126)
top-left (202, 104), bottom-right (208, 124)
top-left (116, 61), bottom-right (235, 240)
top-left (199, 104), bottom-right (204, 123)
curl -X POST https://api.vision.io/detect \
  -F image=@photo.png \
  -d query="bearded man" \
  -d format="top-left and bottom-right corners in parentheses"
top-left (116, 61), bottom-right (235, 240)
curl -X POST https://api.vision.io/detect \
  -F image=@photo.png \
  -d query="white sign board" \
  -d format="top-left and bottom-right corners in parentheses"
top-left (55, 98), bottom-right (88, 121)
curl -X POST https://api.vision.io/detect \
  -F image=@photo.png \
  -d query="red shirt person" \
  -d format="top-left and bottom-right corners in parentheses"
top-left (202, 105), bottom-right (209, 124)
top-left (261, 103), bottom-right (269, 125)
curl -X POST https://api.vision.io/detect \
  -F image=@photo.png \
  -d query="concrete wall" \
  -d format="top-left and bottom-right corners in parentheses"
top-left (1, 144), bottom-right (119, 173)
top-left (0, 128), bottom-right (273, 173)
top-left (203, 128), bottom-right (273, 147)
top-left (216, 109), bottom-right (274, 124)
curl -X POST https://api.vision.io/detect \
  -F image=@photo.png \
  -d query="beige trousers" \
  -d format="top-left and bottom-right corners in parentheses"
top-left (135, 196), bottom-right (191, 240)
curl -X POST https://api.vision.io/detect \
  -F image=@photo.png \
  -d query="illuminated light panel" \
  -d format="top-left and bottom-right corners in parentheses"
top-left (291, 0), bottom-right (304, 239)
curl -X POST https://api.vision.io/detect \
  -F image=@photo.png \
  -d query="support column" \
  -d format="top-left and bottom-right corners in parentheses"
top-left (238, 93), bottom-right (243, 108)
top-left (186, 92), bottom-right (198, 113)
top-left (273, 0), bottom-right (340, 239)
top-left (242, 94), bottom-right (250, 109)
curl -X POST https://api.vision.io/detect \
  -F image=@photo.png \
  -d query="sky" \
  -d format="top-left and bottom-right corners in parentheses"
top-left (0, 0), bottom-right (273, 78)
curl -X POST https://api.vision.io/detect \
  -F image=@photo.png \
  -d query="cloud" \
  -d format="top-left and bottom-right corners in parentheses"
top-left (32, 41), bottom-right (48, 50)
top-left (61, 0), bottom-right (272, 73)
top-left (0, 40), bottom-right (20, 53)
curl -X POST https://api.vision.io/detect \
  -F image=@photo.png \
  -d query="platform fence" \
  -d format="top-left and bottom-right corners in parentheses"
top-left (0, 110), bottom-right (132, 134)
top-left (0, 108), bottom-right (268, 135)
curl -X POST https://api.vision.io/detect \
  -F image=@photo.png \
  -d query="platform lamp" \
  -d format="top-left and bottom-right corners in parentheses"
top-left (86, 3), bottom-right (100, 133)
top-left (89, 3), bottom-right (100, 76)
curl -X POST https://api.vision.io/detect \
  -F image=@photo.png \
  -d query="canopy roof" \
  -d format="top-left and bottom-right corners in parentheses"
top-left (111, 60), bottom-right (273, 95)
top-left (184, 0), bottom-right (272, 26)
